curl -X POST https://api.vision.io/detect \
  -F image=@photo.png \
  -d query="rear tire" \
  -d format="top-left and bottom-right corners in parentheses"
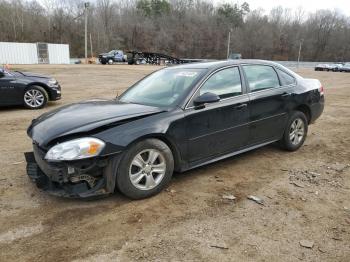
top-left (23, 86), bottom-right (48, 109)
top-left (280, 111), bottom-right (308, 151)
top-left (116, 139), bottom-right (174, 199)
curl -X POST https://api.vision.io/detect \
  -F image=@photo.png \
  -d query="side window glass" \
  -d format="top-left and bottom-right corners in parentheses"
top-left (199, 67), bottom-right (242, 99)
top-left (276, 68), bottom-right (296, 86)
top-left (243, 65), bottom-right (280, 92)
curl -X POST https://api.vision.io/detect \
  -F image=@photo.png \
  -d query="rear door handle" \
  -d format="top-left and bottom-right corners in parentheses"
top-left (234, 103), bottom-right (247, 110)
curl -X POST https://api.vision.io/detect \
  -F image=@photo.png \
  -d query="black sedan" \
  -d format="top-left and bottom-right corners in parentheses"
top-left (25, 60), bottom-right (324, 199)
top-left (0, 68), bottom-right (61, 109)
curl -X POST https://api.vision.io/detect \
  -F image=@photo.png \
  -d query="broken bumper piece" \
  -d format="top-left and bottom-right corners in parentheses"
top-left (24, 151), bottom-right (112, 199)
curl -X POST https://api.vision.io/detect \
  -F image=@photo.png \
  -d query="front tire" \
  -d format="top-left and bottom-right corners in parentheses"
top-left (280, 111), bottom-right (308, 151)
top-left (116, 139), bottom-right (174, 199)
top-left (23, 86), bottom-right (48, 109)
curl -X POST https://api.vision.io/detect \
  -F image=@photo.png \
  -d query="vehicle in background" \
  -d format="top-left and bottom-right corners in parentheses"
top-left (125, 50), bottom-right (200, 65)
top-left (328, 64), bottom-right (343, 72)
top-left (25, 60), bottom-right (324, 200)
top-left (0, 68), bottom-right (61, 109)
top-left (315, 63), bottom-right (345, 72)
top-left (98, 50), bottom-right (127, 64)
top-left (228, 53), bottom-right (242, 60)
top-left (339, 63), bottom-right (350, 72)
top-left (315, 64), bottom-right (331, 71)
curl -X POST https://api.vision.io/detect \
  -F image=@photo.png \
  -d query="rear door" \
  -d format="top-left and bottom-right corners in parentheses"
top-left (242, 64), bottom-right (295, 145)
top-left (185, 66), bottom-right (250, 163)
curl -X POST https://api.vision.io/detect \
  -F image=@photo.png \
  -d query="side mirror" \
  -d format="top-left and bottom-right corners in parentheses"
top-left (0, 71), bottom-right (4, 78)
top-left (193, 92), bottom-right (220, 108)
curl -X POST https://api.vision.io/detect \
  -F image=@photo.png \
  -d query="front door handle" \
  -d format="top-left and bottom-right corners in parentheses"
top-left (234, 103), bottom-right (247, 110)
top-left (281, 92), bottom-right (292, 98)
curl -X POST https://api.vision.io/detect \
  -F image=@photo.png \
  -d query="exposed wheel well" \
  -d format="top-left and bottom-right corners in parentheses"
top-left (295, 105), bottom-right (311, 124)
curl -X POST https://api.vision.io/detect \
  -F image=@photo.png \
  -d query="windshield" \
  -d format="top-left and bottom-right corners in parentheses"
top-left (119, 68), bottom-right (204, 107)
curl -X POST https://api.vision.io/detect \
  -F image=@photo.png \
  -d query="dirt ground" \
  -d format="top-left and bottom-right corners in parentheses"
top-left (0, 64), bottom-right (349, 262)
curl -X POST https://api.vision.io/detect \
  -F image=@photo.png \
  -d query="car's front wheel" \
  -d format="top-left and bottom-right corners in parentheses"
top-left (116, 139), bottom-right (174, 199)
top-left (280, 111), bottom-right (308, 151)
top-left (23, 86), bottom-right (48, 109)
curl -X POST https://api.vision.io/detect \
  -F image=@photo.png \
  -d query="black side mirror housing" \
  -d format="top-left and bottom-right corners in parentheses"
top-left (193, 92), bottom-right (220, 108)
top-left (0, 71), bottom-right (4, 78)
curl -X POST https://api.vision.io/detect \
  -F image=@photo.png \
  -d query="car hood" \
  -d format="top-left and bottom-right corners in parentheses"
top-left (28, 99), bottom-right (164, 147)
top-left (15, 71), bottom-right (51, 80)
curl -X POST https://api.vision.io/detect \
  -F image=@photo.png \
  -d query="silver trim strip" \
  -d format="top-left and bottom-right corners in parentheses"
top-left (184, 64), bottom-right (297, 110)
top-left (185, 93), bottom-right (247, 110)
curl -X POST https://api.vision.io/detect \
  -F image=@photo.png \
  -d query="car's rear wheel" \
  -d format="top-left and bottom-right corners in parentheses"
top-left (116, 139), bottom-right (174, 199)
top-left (280, 111), bottom-right (308, 151)
top-left (24, 86), bottom-right (48, 109)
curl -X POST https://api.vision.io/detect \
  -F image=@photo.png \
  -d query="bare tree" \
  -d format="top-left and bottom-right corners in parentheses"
top-left (0, 0), bottom-right (349, 61)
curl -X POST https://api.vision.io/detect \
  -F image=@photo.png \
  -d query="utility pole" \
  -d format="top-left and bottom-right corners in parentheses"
top-left (84, 2), bottom-right (90, 64)
top-left (90, 33), bottom-right (93, 58)
top-left (226, 30), bottom-right (231, 59)
top-left (297, 39), bottom-right (303, 69)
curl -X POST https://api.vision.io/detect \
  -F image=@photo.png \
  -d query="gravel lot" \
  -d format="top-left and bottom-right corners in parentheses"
top-left (0, 65), bottom-right (349, 261)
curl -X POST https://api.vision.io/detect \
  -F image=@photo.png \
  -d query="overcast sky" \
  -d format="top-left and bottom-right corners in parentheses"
top-left (215, 0), bottom-right (350, 16)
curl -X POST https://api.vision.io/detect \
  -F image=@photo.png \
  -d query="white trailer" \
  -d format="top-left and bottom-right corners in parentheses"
top-left (0, 42), bottom-right (70, 64)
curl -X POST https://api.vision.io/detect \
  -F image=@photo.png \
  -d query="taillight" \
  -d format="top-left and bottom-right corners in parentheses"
top-left (319, 86), bottom-right (324, 96)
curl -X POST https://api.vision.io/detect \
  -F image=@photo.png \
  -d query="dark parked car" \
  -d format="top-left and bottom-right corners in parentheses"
top-left (25, 60), bottom-right (324, 199)
top-left (0, 68), bottom-right (61, 109)
top-left (98, 50), bottom-right (127, 64)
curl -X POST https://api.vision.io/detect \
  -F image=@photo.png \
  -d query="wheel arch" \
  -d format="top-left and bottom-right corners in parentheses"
top-left (124, 133), bottom-right (183, 172)
top-left (294, 104), bottom-right (311, 124)
top-left (26, 83), bottom-right (51, 99)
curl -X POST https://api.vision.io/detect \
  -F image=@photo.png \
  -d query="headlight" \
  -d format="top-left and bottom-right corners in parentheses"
top-left (47, 78), bottom-right (58, 87)
top-left (45, 137), bottom-right (105, 161)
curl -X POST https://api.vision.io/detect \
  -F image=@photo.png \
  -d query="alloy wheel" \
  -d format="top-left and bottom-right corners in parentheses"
top-left (24, 89), bottom-right (45, 108)
top-left (129, 149), bottom-right (166, 190)
top-left (289, 118), bottom-right (305, 145)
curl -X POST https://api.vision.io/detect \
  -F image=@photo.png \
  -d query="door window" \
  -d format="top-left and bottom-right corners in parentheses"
top-left (199, 67), bottom-right (242, 99)
top-left (243, 65), bottom-right (280, 92)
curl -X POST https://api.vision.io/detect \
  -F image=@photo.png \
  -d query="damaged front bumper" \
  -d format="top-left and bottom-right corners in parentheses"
top-left (24, 144), bottom-right (120, 198)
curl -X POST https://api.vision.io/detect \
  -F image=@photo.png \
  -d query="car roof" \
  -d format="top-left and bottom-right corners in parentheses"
top-left (169, 59), bottom-right (281, 70)
top-left (168, 59), bottom-right (302, 80)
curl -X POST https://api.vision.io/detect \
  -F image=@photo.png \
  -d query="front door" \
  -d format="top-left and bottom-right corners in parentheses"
top-left (185, 66), bottom-right (250, 163)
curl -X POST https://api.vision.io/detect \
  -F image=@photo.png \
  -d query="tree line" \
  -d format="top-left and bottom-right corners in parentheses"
top-left (1, 0), bottom-right (350, 62)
